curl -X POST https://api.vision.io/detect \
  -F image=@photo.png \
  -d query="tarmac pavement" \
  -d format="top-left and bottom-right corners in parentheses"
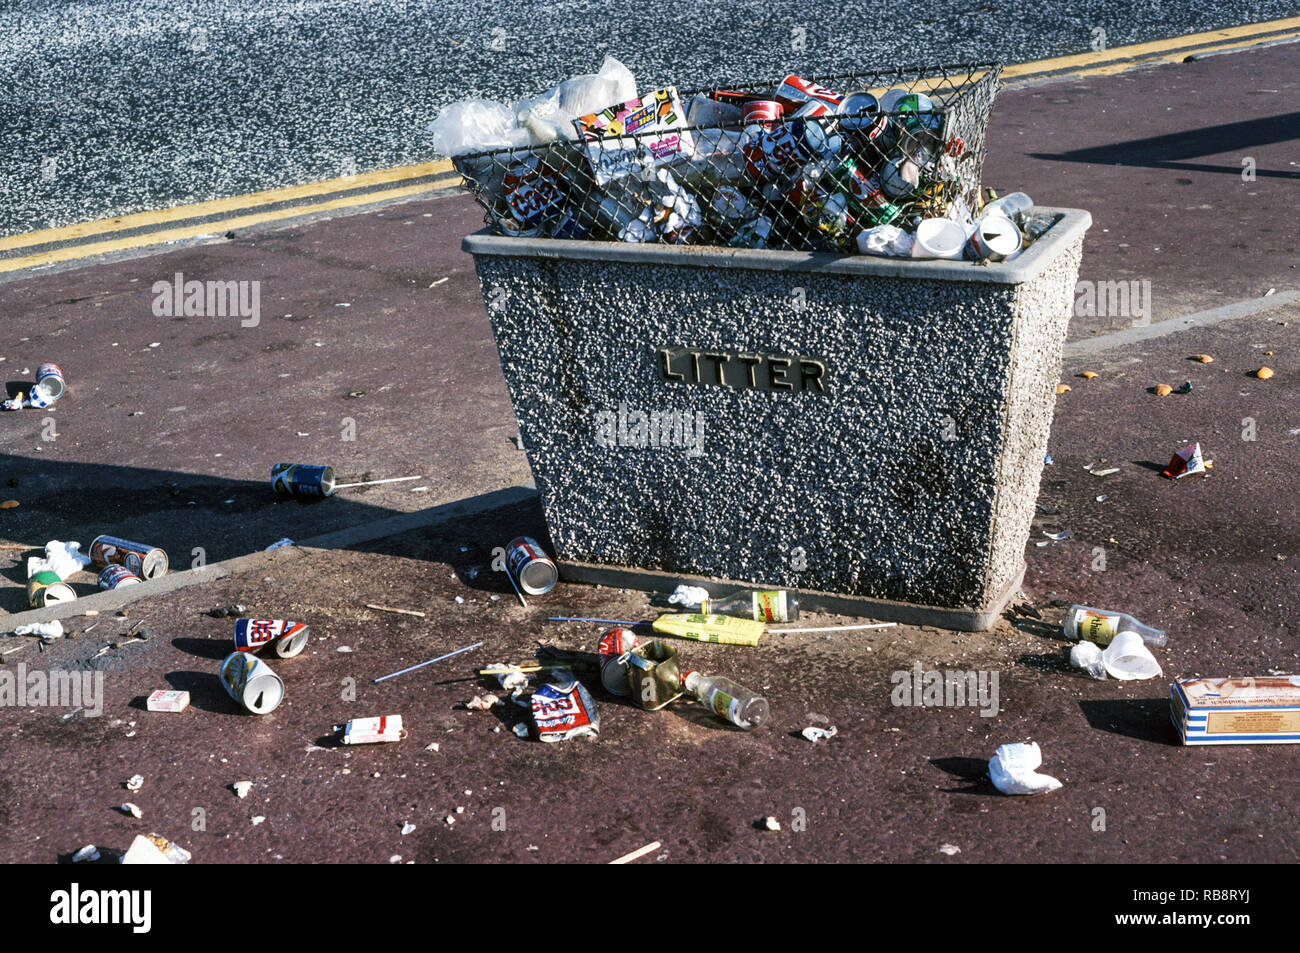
top-left (0, 42), bottom-right (1297, 864)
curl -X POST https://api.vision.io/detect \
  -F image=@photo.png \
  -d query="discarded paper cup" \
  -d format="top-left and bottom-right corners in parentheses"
top-left (626, 639), bottom-right (684, 711)
top-left (234, 619), bottom-right (310, 659)
top-left (271, 462), bottom-right (336, 497)
top-left (27, 570), bottom-right (76, 607)
top-left (1102, 631), bottom-right (1162, 681)
top-left (90, 535), bottom-right (168, 580)
top-left (505, 536), bottom-right (558, 595)
top-left (912, 218), bottom-right (968, 260)
top-left (98, 565), bottom-right (142, 591)
top-left (219, 651), bottom-right (284, 714)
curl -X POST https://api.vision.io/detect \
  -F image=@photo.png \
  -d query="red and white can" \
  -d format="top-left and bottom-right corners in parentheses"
top-left (598, 627), bottom-right (642, 695)
top-left (505, 536), bottom-right (558, 595)
top-left (97, 564), bottom-right (141, 591)
top-left (773, 75), bottom-right (844, 113)
top-left (741, 99), bottom-right (783, 127)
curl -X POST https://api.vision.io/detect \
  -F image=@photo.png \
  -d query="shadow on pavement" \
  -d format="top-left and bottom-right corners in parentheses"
top-left (1078, 698), bottom-right (1177, 744)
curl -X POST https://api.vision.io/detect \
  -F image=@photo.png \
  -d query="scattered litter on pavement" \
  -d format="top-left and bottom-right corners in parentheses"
top-left (764, 816), bottom-right (782, 831)
top-left (232, 781), bottom-right (253, 799)
top-left (1172, 676), bottom-right (1300, 745)
top-left (1163, 443), bottom-right (1207, 479)
top-left (939, 844), bottom-right (961, 856)
top-left (333, 475), bottom-right (424, 490)
top-left (801, 725), bottom-right (838, 742)
top-left (505, 536), bottom-right (557, 602)
top-left (609, 840), bottom-right (661, 865)
top-left (1064, 604), bottom-right (1167, 648)
top-left (465, 694), bottom-right (500, 711)
top-left (26, 568), bottom-right (76, 607)
top-left (365, 603), bottom-right (426, 618)
top-left (1095, 495), bottom-right (1107, 502)
top-left (1041, 530), bottom-right (1073, 541)
top-left (1154, 384), bottom-right (1173, 396)
top-left (90, 534), bottom-right (168, 580)
top-left (120, 803), bottom-right (142, 818)
top-left (339, 715), bottom-right (408, 744)
top-left (988, 742), bottom-right (1062, 795)
top-left (271, 463), bottom-right (336, 497)
top-left (220, 651), bottom-right (285, 715)
top-left (251, 816), bottom-right (266, 826)
top-left (532, 670), bottom-right (600, 741)
top-left (1255, 366), bottom-right (1274, 379)
top-left (71, 845), bottom-right (100, 863)
top-left (1091, 467), bottom-right (1119, 476)
top-left (372, 641), bottom-right (483, 683)
top-left (769, 622), bottom-right (896, 634)
top-left (402, 823), bottom-right (416, 835)
top-left (598, 627), bottom-right (642, 695)
top-left (1079, 371), bottom-right (1097, 379)
top-left (121, 834), bottom-right (190, 865)
top-left (667, 584), bottom-right (710, 609)
top-left (1176, 380), bottom-right (1193, 394)
top-left (1, 363), bottom-right (64, 410)
top-left (1192, 354), bottom-right (1214, 363)
top-left (124, 775), bottom-right (144, 792)
top-left (0, 500), bottom-right (18, 509)
top-left (1068, 641), bottom-right (1106, 679)
top-left (682, 669), bottom-right (769, 729)
top-left (234, 619), bottom-right (310, 659)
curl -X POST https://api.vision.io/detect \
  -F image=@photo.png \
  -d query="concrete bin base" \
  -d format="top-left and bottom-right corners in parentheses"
top-left (464, 208), bottom-right (1091, 630)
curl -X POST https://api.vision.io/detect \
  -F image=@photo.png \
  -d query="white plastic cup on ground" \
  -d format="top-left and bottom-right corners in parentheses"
top-left (1102, 631), bottom-right (1162, 680)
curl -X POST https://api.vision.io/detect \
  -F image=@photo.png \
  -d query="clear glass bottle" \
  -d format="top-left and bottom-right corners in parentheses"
top-left (982, 190), bottom-right (1033, 222)
top-left (700, 589), bottom-right (800, 622)
top-left (1064, 604), bottom-right (1168, 648)
top-left (682, 671), bottom-right (770, 729)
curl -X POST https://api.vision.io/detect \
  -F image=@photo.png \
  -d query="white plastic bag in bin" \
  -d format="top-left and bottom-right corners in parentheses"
top-left (514, 55), bottom-right (637, 144)
top-left (428, 100), bottom-right (530, 156)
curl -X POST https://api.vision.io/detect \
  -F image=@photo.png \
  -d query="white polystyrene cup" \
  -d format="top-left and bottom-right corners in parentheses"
top-left (913, 218), bottom-right (968, 260)
top-left (1102, 631), bottom-right (1162, 680)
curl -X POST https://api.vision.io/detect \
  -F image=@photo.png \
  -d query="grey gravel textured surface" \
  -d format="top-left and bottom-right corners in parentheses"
top-left (3, 1), bottom-right (1297, 235)
top-left (469, 212), bottom-right (1089, 619)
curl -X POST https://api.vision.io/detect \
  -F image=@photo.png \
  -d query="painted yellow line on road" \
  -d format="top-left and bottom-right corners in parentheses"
top-left (0, 179), bottom-right (458, 274)
top-left (0, 159), bottom-right (458, 254)
top-left (2, 15), bottom-right (1297, 273)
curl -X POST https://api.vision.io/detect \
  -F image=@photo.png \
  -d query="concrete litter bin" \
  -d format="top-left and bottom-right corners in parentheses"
top-left (464, 207), bottom-right (1091, 631)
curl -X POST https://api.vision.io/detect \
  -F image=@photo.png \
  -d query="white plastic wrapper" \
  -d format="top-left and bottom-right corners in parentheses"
top-left (668, 585), bottom-right (709, 609)
top-left (1069, 640), bottom-right (1107, 679)
top-left (36, 540), bottom-right (91, 580)
top-left (13, 620), bottom-right (64, 640)
top-left (1102, 631), bottom-right (1163, 680)
top-left (856, 225), bottom-right (915, 257)
top-left (428, 99), bottom-right (531, 156)
top-left (988, 742), bottom-right (1062, 795)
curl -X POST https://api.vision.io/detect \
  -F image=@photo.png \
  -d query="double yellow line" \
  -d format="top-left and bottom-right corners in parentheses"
top-left (4, 15), bottom-right (1298, 276)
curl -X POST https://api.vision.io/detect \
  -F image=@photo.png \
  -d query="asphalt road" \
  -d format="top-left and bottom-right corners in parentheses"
top-left (3, 0), bottom-right (1300, 236)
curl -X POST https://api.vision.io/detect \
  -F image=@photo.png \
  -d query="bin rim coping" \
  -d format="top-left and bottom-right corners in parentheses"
top-left (462, 207), bottom-right (1091, 285)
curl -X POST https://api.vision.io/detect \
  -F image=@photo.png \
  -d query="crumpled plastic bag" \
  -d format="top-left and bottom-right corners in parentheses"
top-left (856, 224), bottom-right (915, 257)
top-left (31, 540), bottom-right (90, 580)
top-left (988, 742), bottom-right (1062, 795)
top-left (428, 99), bottom-right (531, 156)
top-left (1069, 640), bottom-right (1107, 679)
top-left (13, 620), bottom-right (64, 640)
top-left (514, 55), bottom-right (636, 144)
top-left (668, 585), bottom-right (710, 609)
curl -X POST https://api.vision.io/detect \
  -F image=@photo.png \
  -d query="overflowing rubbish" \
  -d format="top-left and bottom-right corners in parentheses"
top-left (1171, 676), bottom-right (1300, 745)
top-left (372, 641), bottom-right (483, 683)
top-left (147, 690), bottom-right (190, 712)
top-left (988, 742), bottom-right (1062, 795)
top-left (683, 670), bottom-right (770, 729)
top-left (271, 462), bottom-right (336, 497)
top-left (531, 670), bottom-right (601, 742)
top-left (1102, 631), bottom-right (1163, 681)
top-left (505, 536), bottom-right (558, 595)
top-left (701, 588), bottom-right (800, 622)
top-left (2, 362), bottom-right (65, 410)
top-left (1162, 443), bottom-right (1207, 479)
top-left (339, 715), bottom-right (408, 744)
top-left (444, 61), bottom-right (1039, 259)
top-left (90, 534), bottom-right (168, 580)
top-left (219, 651), bottom-right (285, 715)
top-left (233, 619), bottom-right (311, 659)
top-left (121, 833), bottom-right (190, 865)
top-left (1064, 604), bottom-right (1167, 648)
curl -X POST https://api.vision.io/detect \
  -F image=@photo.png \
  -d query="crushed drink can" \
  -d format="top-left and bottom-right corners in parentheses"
top-left (598, 627), bottom-right (642, 696)
top-left (881, 157), bottom-right (921, 199)
top-left (147, 690), bottom-right (190, 713)
top-left (894, 92), bottom-right (943, 135)
top-left (339, 714), bottom-right (407, 744)
top-left (90, 535), bottom-right (168, 579)
top-left (271, 462), bottom-right (336, 497)
top-left (773, 75), bottom-right (844, 113)
top-left (505, 536), bottom-right (558, 595)
top-left (502, 154), bottom-right (567, 229)
top-left (1163, 443), bottom-right (1206, 479)
top-left (625, 640), bottom-right (685, 711)
top-left (35, 363), bottom-right (66, 401)
top-left (219, 651), bottom-right (284, 715)
top-left (234, 619), bottom-right (311, 659)
top-left (97, 564), bottom-right (142, 591)
top-left (531, 670), bottom-right (600, 741)
top-left (27, 570), bottom-right (75, 608)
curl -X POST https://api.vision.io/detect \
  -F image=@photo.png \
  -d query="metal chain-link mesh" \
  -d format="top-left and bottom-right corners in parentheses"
top-left (454, 63), bottom-right (1002, 253)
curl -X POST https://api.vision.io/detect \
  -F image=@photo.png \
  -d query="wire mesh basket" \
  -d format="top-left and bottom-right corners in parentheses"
top-left (454, 62), bottom-right (1002, 254)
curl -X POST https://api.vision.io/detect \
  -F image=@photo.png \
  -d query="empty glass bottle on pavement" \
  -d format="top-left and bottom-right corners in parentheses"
top-left (682, 671), bottom-right (770, 729)
top-left (1064, 604), bottom-right (1168, 648)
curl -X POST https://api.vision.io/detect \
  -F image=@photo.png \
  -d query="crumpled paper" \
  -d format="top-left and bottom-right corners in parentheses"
top-left (13, 620), bottom-right (64, 640)
top-left (856, 225), bottom-right (915, 258)
top-left (28, 540), bottom-right (90, 581)
top-left (988, 742), bottom-right (1062, 795)
top-left (667, 585), bottom-right (709, 609)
